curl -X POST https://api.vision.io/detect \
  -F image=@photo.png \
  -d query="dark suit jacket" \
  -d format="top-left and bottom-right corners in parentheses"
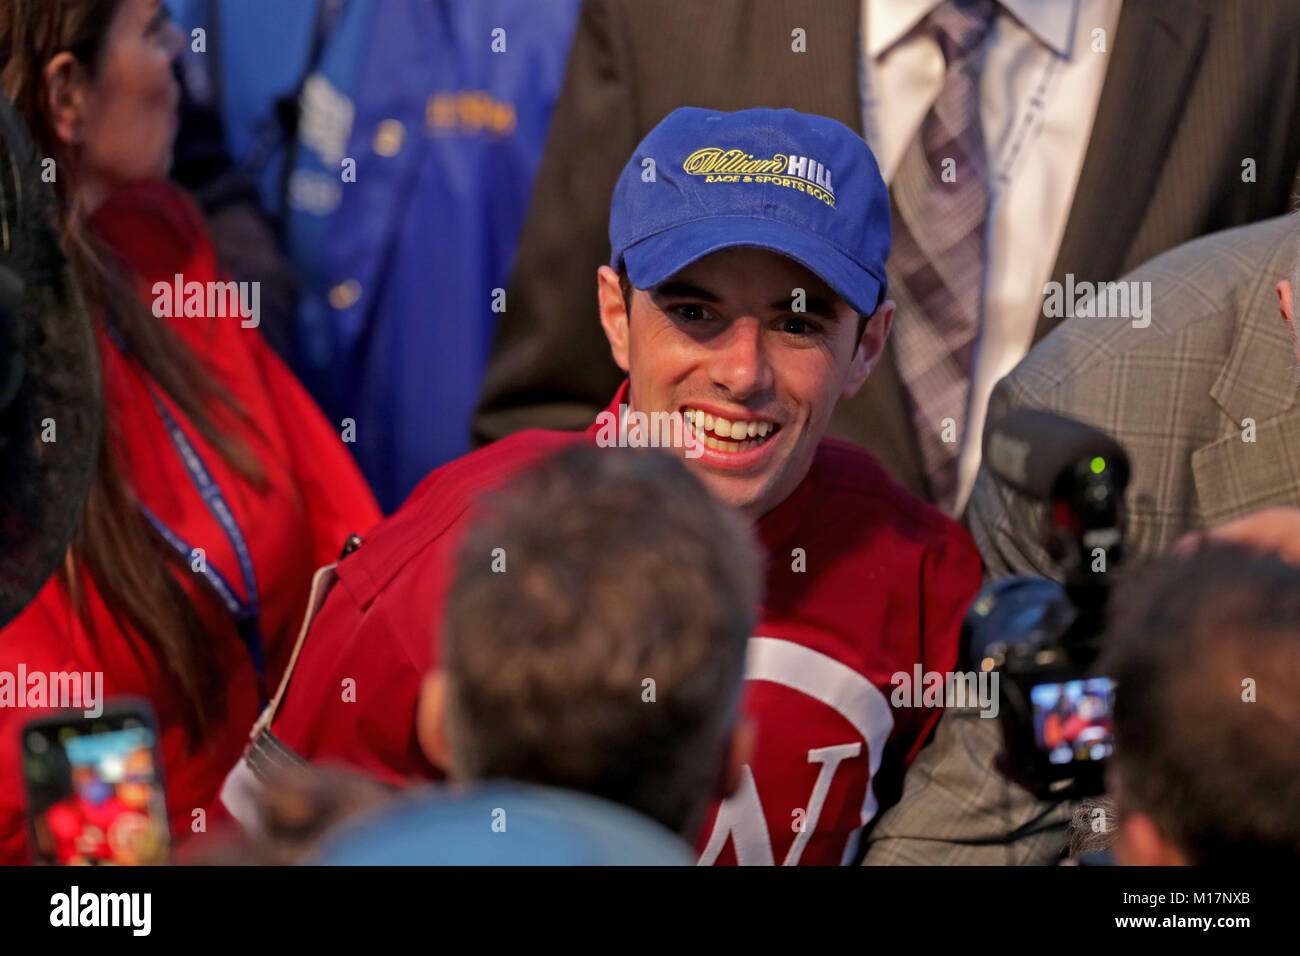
top-left (473, 0), bottom-right (1300, 502)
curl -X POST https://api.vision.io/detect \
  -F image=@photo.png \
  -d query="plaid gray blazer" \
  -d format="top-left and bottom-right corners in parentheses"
top-left (972, 213), bottom-right (1300, 579)
top-left (863, 214), bottom-right (1300, 865)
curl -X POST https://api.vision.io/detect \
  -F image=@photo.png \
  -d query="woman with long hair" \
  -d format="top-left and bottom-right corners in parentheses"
top-left (0, 0), bottom-right (381, 862)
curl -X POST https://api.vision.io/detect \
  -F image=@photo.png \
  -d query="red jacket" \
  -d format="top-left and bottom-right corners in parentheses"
top-left (273, 384), bottom-right (982, 865)
top-left (0, 182), bottom-right (381, 863)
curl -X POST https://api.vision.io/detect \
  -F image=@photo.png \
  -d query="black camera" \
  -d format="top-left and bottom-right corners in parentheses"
top-left (964, 410), bottom-right (1131, 800)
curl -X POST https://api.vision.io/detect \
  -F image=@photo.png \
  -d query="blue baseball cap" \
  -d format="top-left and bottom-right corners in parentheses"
top-left (609, 107), bottom-right (891, 318)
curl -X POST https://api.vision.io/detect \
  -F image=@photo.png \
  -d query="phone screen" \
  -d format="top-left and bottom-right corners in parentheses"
top-left (22, 706), bottom-right (169, 865)
top-left (1030, 677), bottom-right (1116, 766)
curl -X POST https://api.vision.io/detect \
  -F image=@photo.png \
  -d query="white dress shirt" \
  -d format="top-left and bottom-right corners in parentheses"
top-left (860, 0), bottom-right (1123, 511)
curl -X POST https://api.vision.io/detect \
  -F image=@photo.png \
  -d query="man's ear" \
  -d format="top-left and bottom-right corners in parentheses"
top-left (42, 52), bottom-right (89, 147)
top-left (842, 298), bottom-right (894, 399)
top-left (596, 265), bottom-right (632, 373)
top-left (1116, 812), bottom-right (1188, 866)
top-left (715, 717), bottom-right (756, 800)
top-left (415, 670), bottom-right (454, 775)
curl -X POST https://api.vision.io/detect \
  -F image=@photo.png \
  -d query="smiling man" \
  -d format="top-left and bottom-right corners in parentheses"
top-left (255, 107), bottom-right (981, 865)
top-left (604, 247), bottom-right (876, 515)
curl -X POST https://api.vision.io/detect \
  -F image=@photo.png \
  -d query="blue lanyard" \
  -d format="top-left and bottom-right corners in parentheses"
top-left (103, 326), bottom-right (267, 703)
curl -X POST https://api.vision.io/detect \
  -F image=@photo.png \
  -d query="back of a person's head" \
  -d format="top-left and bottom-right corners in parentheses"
top-left (441, 444), bottom-right (760, 838)
top-left (1101, 544), bottom-right (1300, 865)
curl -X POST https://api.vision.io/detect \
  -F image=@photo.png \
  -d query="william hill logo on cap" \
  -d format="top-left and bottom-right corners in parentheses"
top-left (683, 147), bottom-right (836, 208)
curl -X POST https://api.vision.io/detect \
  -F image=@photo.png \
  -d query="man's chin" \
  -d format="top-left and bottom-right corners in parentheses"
top-left (690, 470), bottom-right (770, 519)
top-left (674, 424), bottom-right (807, 518)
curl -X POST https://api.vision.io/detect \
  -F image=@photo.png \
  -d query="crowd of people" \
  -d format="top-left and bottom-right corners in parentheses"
top-left (0, 0), bottom-right (1297, 867)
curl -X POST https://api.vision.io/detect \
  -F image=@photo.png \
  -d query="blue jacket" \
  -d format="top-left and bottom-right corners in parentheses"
top-left (168, 0), bottom-right (580, 509)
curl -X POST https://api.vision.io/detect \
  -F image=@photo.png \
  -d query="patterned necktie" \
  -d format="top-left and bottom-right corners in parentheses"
top-left (888, 0), bottom-right (997, 513)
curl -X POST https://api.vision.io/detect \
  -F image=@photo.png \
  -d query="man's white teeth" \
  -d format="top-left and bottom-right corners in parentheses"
top-left (683, 407), bottom-right (775, 451)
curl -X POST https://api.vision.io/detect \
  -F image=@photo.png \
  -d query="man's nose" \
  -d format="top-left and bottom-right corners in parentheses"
top-left (164, 22), bottom-right (187, 60)
top-left (709, 316), bottom-right (773, 400)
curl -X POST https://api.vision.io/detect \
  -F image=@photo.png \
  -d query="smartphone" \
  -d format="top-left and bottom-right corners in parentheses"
top-left (1030, 677), bottom-right (1116, 767)
top-left (21, 698), bottom-right (169, 865)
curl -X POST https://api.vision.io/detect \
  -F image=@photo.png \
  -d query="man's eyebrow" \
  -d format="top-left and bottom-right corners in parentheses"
top-left (649, 280), bottom-right (723, 302)
top-left (770, 294), bottom-right (838, 319)
top-left (650, 281), bottom-right (842, 318)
